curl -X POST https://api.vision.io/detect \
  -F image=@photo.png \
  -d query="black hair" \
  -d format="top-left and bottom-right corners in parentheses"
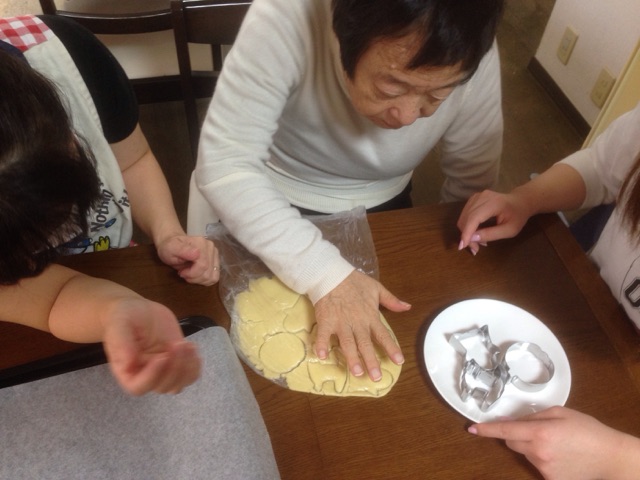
top-left (0, 49), bottom-right (101, 284)
top-left (332, 0), bottom-right (504, 80)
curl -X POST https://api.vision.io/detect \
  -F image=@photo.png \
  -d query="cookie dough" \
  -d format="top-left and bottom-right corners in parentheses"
top-left (232, 276), bottom-right (402, 397)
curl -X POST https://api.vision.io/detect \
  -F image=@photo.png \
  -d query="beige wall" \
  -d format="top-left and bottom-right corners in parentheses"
top-left (0, 0), bottom-right (42, 16)
top-left (535, 0), bottom-right (640, 126)
top-left (586, 41), bottom-right (640, 147)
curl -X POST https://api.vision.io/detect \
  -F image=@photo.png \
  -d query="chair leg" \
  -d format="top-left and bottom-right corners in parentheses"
top-left (39, 0), bottom-right (58, 15)
top-left (185, 94), bottom-right (200, 163)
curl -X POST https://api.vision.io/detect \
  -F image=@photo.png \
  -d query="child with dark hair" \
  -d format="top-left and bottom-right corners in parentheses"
top-left (0, 15), bottom-right (219, 395)
top-left (457, 103), bottom-right (640, 478)
top-left (0, 51), bottom-right (101, 284)
top-left (188, 0), bottom-right (504, 383)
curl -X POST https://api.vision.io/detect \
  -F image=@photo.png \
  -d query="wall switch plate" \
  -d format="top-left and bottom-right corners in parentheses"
top-left (557, 26), bottom-right (578, 65)
top-left (590, 68), bottom-right (616, 108)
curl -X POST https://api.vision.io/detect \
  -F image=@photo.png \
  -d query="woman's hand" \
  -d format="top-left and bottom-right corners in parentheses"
top-left (468, 406), bottom-right (640, 480)
top-left (457, 189), bottom-right (532, 255)
top-left (156, 234), bottom-right (220, 286)
top-left (102, 298), bottom-right (202, 395)
top-left (457, 164), bottom-right (588, 255)
top-left (313, 270), bottom-right (409, 381)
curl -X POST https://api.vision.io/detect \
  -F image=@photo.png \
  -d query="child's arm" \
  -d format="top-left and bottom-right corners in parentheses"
top-left (0, 264), bottom-right (201, 395)
top-left (110, 125), bottom-right (220, 286)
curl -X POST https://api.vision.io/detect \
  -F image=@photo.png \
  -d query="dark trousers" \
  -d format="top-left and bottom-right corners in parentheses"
top-left (294, 181), bottom-right (413, 216)
top-left (569, 203), bottom-right (615, 252)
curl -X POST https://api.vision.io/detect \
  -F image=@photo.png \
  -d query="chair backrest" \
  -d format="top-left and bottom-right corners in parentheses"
top-left (170, 0), bottom-right (251, 161)
top-left (39, 0), bottom-right (173, 34)
top-left (39, 1), bottom-right (180, 105)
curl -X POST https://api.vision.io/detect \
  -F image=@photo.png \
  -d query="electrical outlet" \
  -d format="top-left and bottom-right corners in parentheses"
top-left (557, 26), bottom-right (578, 65)
top-left (590, 68), bottom-right (616, 108)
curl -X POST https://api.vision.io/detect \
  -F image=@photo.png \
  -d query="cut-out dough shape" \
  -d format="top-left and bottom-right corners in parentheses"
top-left (232, 276), bottom-right (402, 397)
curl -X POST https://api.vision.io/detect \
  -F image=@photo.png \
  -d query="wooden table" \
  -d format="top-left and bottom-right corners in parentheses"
top-left (2, 203), bottom-right (640, 479)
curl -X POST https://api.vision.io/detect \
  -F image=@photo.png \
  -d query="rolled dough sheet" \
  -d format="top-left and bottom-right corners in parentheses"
top-left (232, 276), bottom-right (401, 397)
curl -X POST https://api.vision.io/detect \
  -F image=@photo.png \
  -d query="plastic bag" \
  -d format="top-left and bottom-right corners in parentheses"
top-left (206, 207), bottom-right (400, 397)
top-left (206, 206), bottom-right (378, 315)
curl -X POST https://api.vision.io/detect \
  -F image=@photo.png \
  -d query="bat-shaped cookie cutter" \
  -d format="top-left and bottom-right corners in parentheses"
top-left (448, 325), bottom-right (555, 412)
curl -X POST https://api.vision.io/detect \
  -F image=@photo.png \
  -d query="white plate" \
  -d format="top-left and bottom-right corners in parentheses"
top-left (424, 299), bottom-right (571, 423)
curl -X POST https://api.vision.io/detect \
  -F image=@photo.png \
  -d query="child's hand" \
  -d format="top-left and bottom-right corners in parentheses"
top-left (102, 298), bottom-right (202, 395)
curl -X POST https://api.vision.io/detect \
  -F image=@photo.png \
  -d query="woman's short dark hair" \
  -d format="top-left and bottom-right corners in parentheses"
top-left (332, 0), bottom-right (504, 80)
top-left (0, 50), bottom-right (101, 285)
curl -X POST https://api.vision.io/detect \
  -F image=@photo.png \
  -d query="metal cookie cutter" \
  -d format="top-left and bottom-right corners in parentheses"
top-left (448, 325), bottom-right (555, 412)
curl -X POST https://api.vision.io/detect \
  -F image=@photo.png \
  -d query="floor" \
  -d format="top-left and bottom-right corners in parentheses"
top-left (409, 0), bottom-right (584, 206)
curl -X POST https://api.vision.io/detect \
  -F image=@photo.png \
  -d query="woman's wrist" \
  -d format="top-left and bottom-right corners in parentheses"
top-left (151, 224), bottom-right (186, 248)
top-left (604, 432), bottom-right (640, 479)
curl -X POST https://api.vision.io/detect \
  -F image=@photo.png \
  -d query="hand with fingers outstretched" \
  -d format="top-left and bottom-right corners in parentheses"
top-left (313, 270), bottom-right (409, 381)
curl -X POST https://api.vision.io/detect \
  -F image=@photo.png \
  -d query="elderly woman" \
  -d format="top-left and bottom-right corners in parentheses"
top-left (0, 15), bottom-right (219, 395)
top-left (189, 0), bottom-right (505, 381)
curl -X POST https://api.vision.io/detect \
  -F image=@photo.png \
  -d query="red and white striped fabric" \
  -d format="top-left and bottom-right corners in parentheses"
top-left (0, 15), bottom-right (54, 52)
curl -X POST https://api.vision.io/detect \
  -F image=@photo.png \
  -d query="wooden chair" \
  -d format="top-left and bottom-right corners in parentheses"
top-left (38, 0), bottom-right (173, 34)
top-left (38, 0), bottom-right (187, 103)
top-left (170, 0), bottom-right (251, 161)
